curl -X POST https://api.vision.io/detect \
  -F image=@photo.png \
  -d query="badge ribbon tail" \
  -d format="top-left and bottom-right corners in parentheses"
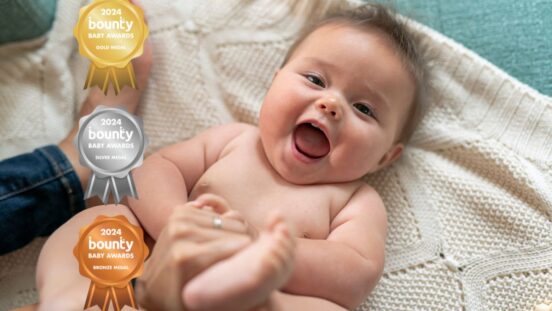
top-left (85, 281), bottom-right (136, 311)
top-left (85, 172), bottom-right (138, 204)
top-left (85, 63), bottom-right (137, 95)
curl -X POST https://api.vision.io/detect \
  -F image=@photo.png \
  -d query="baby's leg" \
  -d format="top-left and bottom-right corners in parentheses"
top-left (36, 204), bottom-right (139, 310)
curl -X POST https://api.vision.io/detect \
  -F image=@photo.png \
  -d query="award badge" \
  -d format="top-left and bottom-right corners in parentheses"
top-left (74, 0), bottom-right (149, 94)
top-left (75, 106), bottom-right (147, 204)
top-left (74, 215), bottom-right (149, 310)
top-left (73, 2), bottom-right (150, 309)
top-left (73, 106), bottom-right (148, 309)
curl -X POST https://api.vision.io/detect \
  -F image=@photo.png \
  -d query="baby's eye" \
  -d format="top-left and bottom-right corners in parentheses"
top-left (305, 74), bottom-right (326, 88)
top-left (353, 103), bottom-right (376, 119)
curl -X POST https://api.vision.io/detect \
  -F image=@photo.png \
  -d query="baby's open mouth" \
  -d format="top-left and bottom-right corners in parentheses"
top-left (293, 122), bottom-right (330, 159)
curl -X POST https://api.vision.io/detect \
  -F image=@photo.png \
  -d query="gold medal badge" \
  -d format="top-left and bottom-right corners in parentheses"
top-left (73, 214), bottom-right (149, 311)
top-left (74, 0), bottom-right (149, 95)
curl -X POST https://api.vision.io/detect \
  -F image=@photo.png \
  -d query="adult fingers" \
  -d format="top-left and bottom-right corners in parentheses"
top-left (170, 207), bottom-right (249, 234)
top-left (223, 210), bottom-right (259, 239)
top-left (194, 193), bottom-right (232, 214)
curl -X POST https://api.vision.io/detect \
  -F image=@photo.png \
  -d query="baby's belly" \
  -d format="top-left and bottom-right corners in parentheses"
top-left (188, 135), bottom-right (336, 240)
top-left (190, 182), bottom-right (331, 239)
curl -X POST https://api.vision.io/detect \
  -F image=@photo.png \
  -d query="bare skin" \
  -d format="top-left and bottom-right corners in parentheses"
top-left (182, 209), bottom-right (296, 311)
top-left (36, 22), bottom-right (416, 311)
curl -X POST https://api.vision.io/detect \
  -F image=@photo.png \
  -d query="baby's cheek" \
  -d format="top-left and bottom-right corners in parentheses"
top-left (353, 142), bottom-right (381, 170)
top-left (331, 147), bottom-right (370, 177)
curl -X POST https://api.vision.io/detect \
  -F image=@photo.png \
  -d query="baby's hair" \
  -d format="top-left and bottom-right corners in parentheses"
top-left (281, 3), bottom-right (429, 144)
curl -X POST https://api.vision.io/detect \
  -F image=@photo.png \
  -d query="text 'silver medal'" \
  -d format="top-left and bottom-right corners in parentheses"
top-left (74, 0), bottom-right (149, 94)
top-left (74, 215), bottom-right (149, 311)
top-left (75, 106), bottom-right (147, 204)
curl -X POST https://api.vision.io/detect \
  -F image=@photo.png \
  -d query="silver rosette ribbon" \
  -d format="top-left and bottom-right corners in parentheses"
top-left (75, 106), bottom-right (147, 204)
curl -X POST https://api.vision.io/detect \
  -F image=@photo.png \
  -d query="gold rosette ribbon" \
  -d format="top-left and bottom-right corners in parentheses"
top-left (74, 0), bottom-right (149, 95)
top-left (73, 214), bottom-right (149, 310)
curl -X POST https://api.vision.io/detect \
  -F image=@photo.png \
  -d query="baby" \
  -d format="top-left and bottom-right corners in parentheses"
top-left (36, 3), bottom-right (427, 311)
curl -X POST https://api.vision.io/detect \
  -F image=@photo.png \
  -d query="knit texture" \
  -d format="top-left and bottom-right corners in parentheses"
top-left (0, 0), bottom-right (551, 310)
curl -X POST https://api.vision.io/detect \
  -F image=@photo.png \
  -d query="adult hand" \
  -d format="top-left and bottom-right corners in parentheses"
top-left (195, 193), bottom-right (260, 240)
top-left (135, 195), bottom-right (253, 311)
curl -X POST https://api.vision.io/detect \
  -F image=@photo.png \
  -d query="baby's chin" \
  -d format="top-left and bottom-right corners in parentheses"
top-left (270, 159), bottom-right (366, 185)
top-left (281, 173), bottom-right (363, 186)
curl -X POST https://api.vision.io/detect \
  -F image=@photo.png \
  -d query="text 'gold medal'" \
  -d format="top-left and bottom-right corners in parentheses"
top-left (74, 0), bottom-right (148, 95)
top-left (73, 214), bottom-right (149, 310)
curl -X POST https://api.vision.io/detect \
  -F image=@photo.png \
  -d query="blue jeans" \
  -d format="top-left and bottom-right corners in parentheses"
top-left (0, 145), bottom-right (85, 254)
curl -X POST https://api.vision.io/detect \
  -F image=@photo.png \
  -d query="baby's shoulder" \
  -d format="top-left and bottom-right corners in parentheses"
top-left (234, 122), bottom-right (259, 136)
top-left (329, 181), bottom-right (382, 219)
top-left (217, 122), bottom-right (258, 157)
top-left (216, 122), bottom-right (257, 135)
top-left (349, 182), bottom-right (383, 206)
top-left (334, 179), bottom-right (371, 199)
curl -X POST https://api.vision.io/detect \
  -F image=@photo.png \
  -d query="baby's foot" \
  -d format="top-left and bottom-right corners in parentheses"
top-left (182, 214), bottom-right (296, 311)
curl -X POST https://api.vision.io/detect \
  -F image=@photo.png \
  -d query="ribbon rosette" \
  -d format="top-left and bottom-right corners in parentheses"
top-left (75, 106), bottom-right (147, 204)
top-left (73, 215), bottom-right (149, 311)
top-left (73, 0), bottom-right (149, 94)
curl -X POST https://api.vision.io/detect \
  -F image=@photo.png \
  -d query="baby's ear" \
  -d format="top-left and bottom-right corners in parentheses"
top-left (377, 143), bottom-right (404, 170)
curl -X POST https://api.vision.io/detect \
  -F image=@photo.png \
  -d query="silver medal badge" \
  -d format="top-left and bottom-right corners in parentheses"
top-left (75, 106), bottom-right (147, 204)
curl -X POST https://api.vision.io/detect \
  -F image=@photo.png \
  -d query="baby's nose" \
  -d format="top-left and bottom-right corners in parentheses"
top-left (315, 98), bottom-right (342, 120)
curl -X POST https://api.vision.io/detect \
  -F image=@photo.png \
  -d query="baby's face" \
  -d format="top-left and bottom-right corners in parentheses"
top-left (259, 23), bottom-right (415, 184)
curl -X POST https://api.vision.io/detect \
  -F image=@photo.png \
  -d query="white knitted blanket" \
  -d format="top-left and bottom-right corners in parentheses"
top-left (1, 0), bottom-right (551, 310)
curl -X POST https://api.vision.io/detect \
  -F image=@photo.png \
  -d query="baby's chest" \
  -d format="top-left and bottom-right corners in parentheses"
top-left (189, 153), bottom-right (334, 239)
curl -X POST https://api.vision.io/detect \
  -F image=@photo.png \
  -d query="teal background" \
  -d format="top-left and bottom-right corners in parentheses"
top-left (378, 0), bottom-right (552, 96)
top-left (0, 0), bottom-right (550, 95)
top-left (0, 0), bottom-right (57, 44)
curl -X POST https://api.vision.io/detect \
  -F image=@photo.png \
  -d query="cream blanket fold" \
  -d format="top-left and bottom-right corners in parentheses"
top-left (0, 0), bottom-right (551, 310)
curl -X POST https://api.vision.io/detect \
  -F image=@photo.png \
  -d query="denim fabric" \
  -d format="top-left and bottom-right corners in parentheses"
top-left (0, 145), bottom-right (85, 254)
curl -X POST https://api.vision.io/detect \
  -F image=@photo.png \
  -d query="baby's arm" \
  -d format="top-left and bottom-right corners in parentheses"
top-left (283, 184), bottom-right (388, 310)
top-left (127, 122), bottom-right (252, 239)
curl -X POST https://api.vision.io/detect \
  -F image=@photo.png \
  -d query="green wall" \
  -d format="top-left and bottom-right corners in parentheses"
top-left (382, 0), bottom-right (551, 95)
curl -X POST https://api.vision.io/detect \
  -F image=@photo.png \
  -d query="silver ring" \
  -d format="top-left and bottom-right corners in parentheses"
top-left (212, 216), bottom-right (223, 229)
